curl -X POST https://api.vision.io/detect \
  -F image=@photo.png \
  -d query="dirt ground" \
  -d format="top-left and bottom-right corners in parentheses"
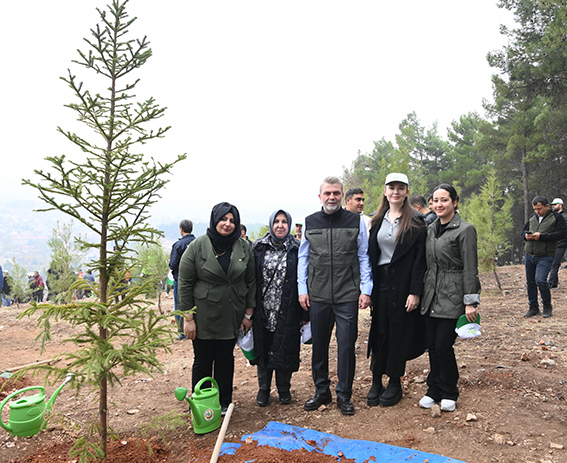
top-left (1, 264), bottom-right (567, 463)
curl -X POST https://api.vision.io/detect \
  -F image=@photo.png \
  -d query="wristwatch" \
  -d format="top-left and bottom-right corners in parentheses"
top-left (472, 303), bottom-right (479, 308)
top-left (244, 313), bottom-right (253, 320)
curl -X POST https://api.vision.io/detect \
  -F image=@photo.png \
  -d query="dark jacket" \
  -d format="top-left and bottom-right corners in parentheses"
top-left (560, 211), bottom-right (567, 247)
top-left (424, 210), bottom-right (437, 226)
top-left (251, 235), bottom-right (305, 371)
top-left (304, 207), bottom-right (361, 304)
top-left (367, 211), bottom-right (427, 362)
top-left (169, 233), bottom-right (196, 280)
top-left (2, 275), bottom-right (11, 295)
top-left (421, 213), bottom-right (481, 319)
top-left (178, 235), bottom-right (256, 340)
top-left (521, 210), bottom-right (567, 257)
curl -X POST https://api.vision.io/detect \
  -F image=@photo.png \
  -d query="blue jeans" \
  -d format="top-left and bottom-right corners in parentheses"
top-left (2, 293), bottom-right (10, 307)
top-left (173, 280), bottom-right (184, 335)
top-left (525, 254), bottom-right (553, 308)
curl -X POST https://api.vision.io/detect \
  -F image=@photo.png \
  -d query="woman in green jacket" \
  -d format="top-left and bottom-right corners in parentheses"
top-left (178, 202), bottom-right (256, 413)
top-left (420, 184), bottom-right (481, 413)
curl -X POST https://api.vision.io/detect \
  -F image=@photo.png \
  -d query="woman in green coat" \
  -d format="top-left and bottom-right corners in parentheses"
top-left (178, 202), bottom-right (256, 413)
top-left (420, 184), bottom-right (480, 413)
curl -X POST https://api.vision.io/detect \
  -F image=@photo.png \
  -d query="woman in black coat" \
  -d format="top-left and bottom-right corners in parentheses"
top-left (251, 209), bottom-right (305, 407)
top-left (366, 173), bottom-right (427, 407)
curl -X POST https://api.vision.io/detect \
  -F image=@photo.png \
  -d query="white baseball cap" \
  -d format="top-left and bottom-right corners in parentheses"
top-left (384, 173), bottom-right (409, 186)
top-left (551, 198), bottom-right (563, 205)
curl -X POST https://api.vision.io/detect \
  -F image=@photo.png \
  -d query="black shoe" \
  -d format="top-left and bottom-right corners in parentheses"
top-left (221, 406), bottom-right (228, 416)
top-left (337, 398), bottom-right (355, 415)
top-left (256, 389), bottom-right (270, 407)
top-left (278, 391), bottom-right (292, 405)
top-left (543, 305), bottom-right (553, 318)
top-left (366, 382), bottom-right (384, 407)
top-left (304, 392), bottom-right (332, 411)
top-left (524, 307), bottom-right (541, 318)
top-left (379, 379), bottom-right (402, 407)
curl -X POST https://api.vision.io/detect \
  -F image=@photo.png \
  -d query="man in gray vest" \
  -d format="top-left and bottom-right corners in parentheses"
top-left (298, 176), bottom-right (373, 415)
top-left (522, 196), bottom-right (566, 318)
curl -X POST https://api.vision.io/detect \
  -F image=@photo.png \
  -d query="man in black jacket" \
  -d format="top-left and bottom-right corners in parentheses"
top-left (548, 198), bottom-right (567, 289)
top-left (298, 176), bottom-right (373, 415)
top-left (409, 194), bottom-right (437, 226)
top-left (170, 219), bottom-right (196, 339)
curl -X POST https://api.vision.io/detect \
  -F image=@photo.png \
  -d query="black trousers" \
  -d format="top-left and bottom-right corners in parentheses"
top-left (256, 329), bottom-right (292, 393)
top-left (257, 366), bottom-right (292, 393)
top-left (310, 300), bottom-right (358, 400)
top-left (191, 337), bottom-right (237, 408)
top-left (549, 243), bottom-right (567, 287)
top-left (424, 316), bottom-right (459, 402)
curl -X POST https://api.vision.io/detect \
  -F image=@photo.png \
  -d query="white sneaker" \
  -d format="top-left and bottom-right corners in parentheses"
top-left (440, 399), bottom-right (456, 412)
top-left (419, 395), bottom-right (438, 409)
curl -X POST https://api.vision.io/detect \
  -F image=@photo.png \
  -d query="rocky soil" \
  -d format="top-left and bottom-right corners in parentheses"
top-left (1, 264), bottom-right (566, 463)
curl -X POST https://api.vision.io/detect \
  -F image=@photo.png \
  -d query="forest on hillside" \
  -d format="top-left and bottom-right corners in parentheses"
top-left (342, 0), bottom-right (567, 266)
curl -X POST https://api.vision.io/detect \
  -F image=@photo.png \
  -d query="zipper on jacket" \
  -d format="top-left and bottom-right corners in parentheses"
top-left (330, 215), bottom-right (334, 304)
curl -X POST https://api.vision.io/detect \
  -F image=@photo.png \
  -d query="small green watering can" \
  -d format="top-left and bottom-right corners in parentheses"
top-left (0, 373), bottom-right (73, 437)
top-left (175, 376), bottom-right (221, 435)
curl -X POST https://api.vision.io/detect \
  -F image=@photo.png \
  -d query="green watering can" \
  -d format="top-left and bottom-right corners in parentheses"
top-left (175, 376), bottom-right (221, 435)
top-left (0, 373), bottom-right (73, 437)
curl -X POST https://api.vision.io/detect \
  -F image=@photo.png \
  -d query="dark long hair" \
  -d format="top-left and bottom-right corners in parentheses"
top-left (370, 189), bottom-right (424, 242)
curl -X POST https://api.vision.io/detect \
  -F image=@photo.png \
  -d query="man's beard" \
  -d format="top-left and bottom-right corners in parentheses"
top-left (323, 202), bottom-right (340, 213)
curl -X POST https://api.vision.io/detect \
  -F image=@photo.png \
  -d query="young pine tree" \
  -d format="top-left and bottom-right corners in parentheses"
top-left (461, 170), bottom-right (513, 291)
top-left (7, 258), bottom-right (32, 306)
top-left (133, 238), bottom-right (169, 299)
top-left (46, 222), bottom-right (83, 304)
top-left (21, 0), bottom-right (185, 458)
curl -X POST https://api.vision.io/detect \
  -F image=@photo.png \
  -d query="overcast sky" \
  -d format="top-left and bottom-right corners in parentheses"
top-left (1, 1), bottom-right (514, 228)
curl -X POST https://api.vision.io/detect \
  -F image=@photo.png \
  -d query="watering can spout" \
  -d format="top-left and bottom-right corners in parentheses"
top-left (174, 386), bottom-right (197, 413)
top-left (174, 387), bottom-right (189, 403)
top-left (46, 373), bottom-right (74, 411)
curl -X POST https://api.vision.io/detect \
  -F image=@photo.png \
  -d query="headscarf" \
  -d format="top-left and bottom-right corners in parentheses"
top-left (268, 209), bottom-right (293, 246)
top-left (206, 202), bottom-right (241, 253)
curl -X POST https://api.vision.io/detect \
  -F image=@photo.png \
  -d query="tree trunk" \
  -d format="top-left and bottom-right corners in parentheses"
top-left (100, 327), bottom-right (108, 456)
top-left (493, 265), bottom-right (503, 292)
top-left (522, 147), bottom-right (529, 223)
top-left (158, 291), bottom-right (163, 314)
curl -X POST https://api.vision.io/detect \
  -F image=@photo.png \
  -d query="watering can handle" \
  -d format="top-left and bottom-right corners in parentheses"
top-left (0, 387), bottom-right (45, 426)
top-left (194, 376), bottom-right (219, 393)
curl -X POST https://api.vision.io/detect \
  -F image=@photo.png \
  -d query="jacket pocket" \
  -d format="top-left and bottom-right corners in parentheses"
top-left (446, 279), bottom-right (464, 305)
top-left (194, 284), bottom-right (222, 303)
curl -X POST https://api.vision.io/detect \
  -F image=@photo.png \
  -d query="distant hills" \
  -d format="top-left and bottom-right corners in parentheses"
top-left (0, 200), bottom-right (264, 276)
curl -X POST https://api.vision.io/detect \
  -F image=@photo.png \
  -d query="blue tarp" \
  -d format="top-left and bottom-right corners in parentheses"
top-left (220, 421), bottom-right (466, 462)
